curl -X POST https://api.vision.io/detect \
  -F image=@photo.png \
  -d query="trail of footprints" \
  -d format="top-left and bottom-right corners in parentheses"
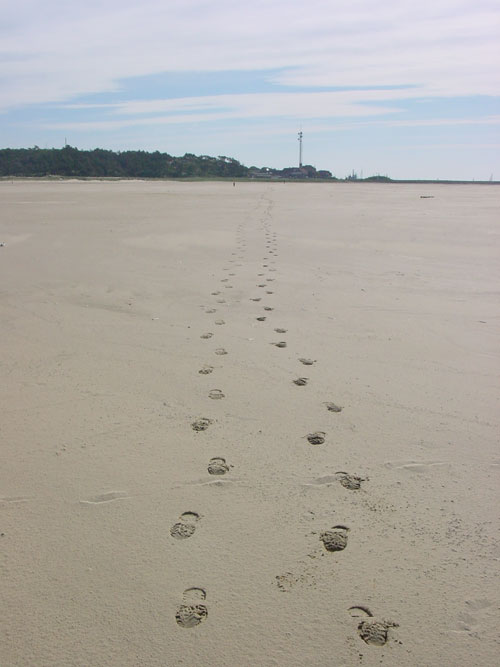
top-left (174, 197), bottom-right (399, 648)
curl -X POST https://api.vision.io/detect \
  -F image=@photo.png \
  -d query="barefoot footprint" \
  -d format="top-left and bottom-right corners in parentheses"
top-left (348, 607), bottom-right (399, 646)
top-left (299, 358), bottom-right (315, 366)
top-left (198, 365), bottom-right (214, 375)
top-left (170, 512), bottom-right (201, 540)
top-left (293, 378), bottom-right (308, 386)
top-left (176, 588), bottom-right (208, 628)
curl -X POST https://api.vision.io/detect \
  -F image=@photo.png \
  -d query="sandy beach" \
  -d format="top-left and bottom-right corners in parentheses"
top-left (1, 179), bottom-right (499, 666)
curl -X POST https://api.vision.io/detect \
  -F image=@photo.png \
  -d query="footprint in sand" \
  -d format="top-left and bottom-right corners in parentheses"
top-left (325, 402), bottom-right (342, 413)
top-left (170, 512), bottom-right (201, 540)
top-left (263, 306), bottom-right (274, 311)
top-left (200, 333), bottom-right (214, 339)
top-left (214, 320), bottom-right (225, 326)
top-left (216, 299), bottom-right (226, 304)
top-left (307, 431), bottom-right (325, 445)
top-left (335, 472), bottom-right (367, 490)
top-left (208, 457), bottom-right (230, 475)
top-left (211, 291), bottom-right (221, 296)
top-left (256, 316), bottom-right (266, 322)
top-left (274, 328), bottom-right (287, 334)
top-left (205, 309), bottom-right (216, 314)
top-left (198, 365), bottom-right (214, 375)
top-left (320, 525), bottom-right (349, 552)
top-left (221, 278), bottom-right (229, 282)
top-left (250, 298), bottom-right (262, 302)
top-left (266, 291), bottom-right (274, 294)
top-left (224, 285), bottom-right (233, 289)
top-left (176, 588), bottom-right (208, 628)
top-left (272, 341), bottom-right (287, 348)
top-left (299, 358), bottom-right (315, 366)
top-left (192, 418), bottom-right (213, 432)
top-left (257, 284), bottom-right (266, 288)
top-left (208, 389), bottom-right (225, 400)
top-left (293, 377), bottom-right (308, 386)
top-left (215, 348), bottom-right (227, 356)
top-left (348, 607), bottom-right (399, 646)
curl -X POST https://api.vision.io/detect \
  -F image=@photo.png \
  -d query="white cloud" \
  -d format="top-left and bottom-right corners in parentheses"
top-left (0, 0), bottom-right (499, 113)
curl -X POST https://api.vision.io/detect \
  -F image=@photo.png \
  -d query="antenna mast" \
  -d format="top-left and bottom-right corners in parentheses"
top-left (298, 130), bottom-right (303, 168)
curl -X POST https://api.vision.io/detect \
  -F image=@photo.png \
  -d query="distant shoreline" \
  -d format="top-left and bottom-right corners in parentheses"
top-left (1, 175), bottom-right (498, 185)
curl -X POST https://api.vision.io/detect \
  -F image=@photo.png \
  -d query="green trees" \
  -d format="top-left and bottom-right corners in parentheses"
top-left (0, 147), bottom-right (250, 178)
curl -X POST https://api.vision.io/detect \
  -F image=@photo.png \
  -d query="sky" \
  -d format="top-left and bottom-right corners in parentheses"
top-left (1, 0), bottom-right (499, 180)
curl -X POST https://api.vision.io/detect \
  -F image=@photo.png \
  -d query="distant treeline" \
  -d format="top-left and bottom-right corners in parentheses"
top-left (0, 146), bottom-right (252, 178)
top-left (0, 146), bottom-right (339, 180)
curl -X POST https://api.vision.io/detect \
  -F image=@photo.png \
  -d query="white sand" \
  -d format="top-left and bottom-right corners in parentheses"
top-left (1, 180), bottom-right (498, 666)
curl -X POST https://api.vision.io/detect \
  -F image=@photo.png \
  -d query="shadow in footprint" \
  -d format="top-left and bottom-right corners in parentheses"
top-left (293, 377), bottom-right (308, 386)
